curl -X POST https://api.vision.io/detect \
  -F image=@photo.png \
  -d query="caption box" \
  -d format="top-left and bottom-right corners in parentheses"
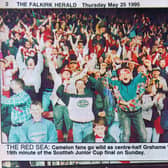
top-left (1, 143), bottom-right (167, 161)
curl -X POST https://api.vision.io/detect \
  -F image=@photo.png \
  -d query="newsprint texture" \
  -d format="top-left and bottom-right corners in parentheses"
top-left (0, 0), bottom-right (168, 167)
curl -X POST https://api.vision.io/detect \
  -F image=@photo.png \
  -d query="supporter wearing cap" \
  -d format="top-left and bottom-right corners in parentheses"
top-left (107, 65), bottom-right (147, 142)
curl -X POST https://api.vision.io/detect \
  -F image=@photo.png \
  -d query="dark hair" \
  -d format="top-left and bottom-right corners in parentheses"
top-left (23, 39), bottom-right (32, 47)
top-left (31, 100), bottom-right (42, 107)
top-left (13, 78), bottom-right (25, 89)
top-left (93, 117), bottom-right (106, 127)
top-left (78, 40), bottom-right (83, 44)
top-left (75, 78), bottom-right (85, 86)
top-left (25, 55), bottom-right (38, 66)
top-left (110, 45), bottom-right (118, 51)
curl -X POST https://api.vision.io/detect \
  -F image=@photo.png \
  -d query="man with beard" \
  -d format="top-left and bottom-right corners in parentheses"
top-left (107, 65), bottom-right (147, 142)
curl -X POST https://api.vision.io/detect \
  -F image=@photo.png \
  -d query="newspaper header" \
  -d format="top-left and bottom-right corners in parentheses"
top-left (0, 0), bottom-right (168, 8)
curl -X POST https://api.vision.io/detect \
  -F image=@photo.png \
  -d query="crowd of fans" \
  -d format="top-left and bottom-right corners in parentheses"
top-left (1, 9), bottom-right (168, 143)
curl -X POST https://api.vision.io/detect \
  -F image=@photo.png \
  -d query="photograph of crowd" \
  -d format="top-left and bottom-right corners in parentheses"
top-left (1, 8), bottom-right (168, 143)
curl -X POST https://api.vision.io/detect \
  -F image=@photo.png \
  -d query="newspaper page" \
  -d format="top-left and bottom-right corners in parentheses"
top-left (0, 0), bottom-right (168, 167)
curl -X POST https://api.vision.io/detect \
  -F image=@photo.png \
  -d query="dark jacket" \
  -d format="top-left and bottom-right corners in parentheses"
top-left (82, 133), bottom-right (116, 143)
top-left (161, 97), bottom-right (168, 130)
top-left (56, 76), bottom-right (105, 114)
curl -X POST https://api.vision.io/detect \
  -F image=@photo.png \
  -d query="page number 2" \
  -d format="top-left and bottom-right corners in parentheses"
top-left (5, 1), bottom-right (8, 6)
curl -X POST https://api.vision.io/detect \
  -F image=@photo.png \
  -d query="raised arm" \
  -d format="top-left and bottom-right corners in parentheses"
top-left (116, 40), bottom-right (122, 57)
top-left (134, 72), bottom-right (147, 84)
top-left (35, 51), bottom-right (44, 73)
top-left (47, 57), bottom-right (63, 105)
top-left (87, 76), bottom-right (105, 96)
top-left (56, 84), bottom-right (70, 106)
top-left (5, 55), bottom-right (18, 75)
top-left (16, 47), bottom-right (26, 73)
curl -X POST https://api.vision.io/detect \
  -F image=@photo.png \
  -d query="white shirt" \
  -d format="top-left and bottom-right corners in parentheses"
top-left (16, 47), bottom-right (43, 93)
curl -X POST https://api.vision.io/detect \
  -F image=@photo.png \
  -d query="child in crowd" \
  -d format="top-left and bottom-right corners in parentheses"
top-left (83, 117), bottom-right (116, 143)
